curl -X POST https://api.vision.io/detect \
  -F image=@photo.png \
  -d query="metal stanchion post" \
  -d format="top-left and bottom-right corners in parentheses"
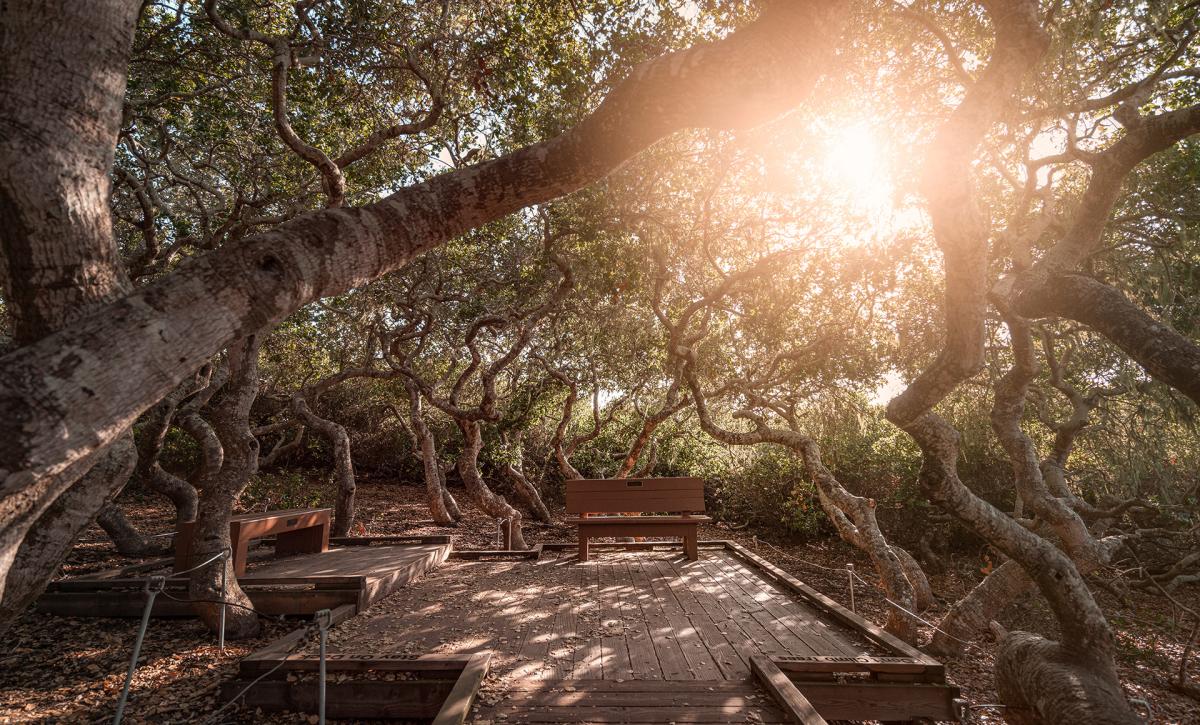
top-left (218, 549), bottom-right (228, 653)
top-left (114, 576), bottom-right (166, 725)
top-left (847, 564), bottom-right (856, 613)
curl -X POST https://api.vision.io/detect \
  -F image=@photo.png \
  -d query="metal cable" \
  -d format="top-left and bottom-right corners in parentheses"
top-left (202, 622), bottom-right (321, 725)
top-left (847, 569), bottom-right (978, 648)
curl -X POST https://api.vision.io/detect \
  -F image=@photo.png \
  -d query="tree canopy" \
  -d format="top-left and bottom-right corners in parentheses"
top-left (2, 1), bottom-right (1199, 722)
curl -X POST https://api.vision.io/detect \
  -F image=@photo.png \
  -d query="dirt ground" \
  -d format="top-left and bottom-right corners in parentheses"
top-left (1, 477), bottom-right (1196, 724)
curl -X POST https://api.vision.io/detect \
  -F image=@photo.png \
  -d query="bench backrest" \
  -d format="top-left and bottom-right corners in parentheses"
top-left (564, 477), bottom-right (705, 515)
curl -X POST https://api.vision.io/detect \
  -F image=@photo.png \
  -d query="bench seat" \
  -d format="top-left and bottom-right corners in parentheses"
top-left (565, 515), bottom-right (712, 524)
top-left (565, 478), bottom-right (708, 562)
top-left (174, 507), bottom-right (332, 575)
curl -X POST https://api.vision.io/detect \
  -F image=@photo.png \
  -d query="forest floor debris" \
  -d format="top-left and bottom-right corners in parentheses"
top-left (0, 479), bottom-right (1196, 723)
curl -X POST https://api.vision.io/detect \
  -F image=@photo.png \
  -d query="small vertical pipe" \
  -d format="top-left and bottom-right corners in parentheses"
top-left (218, 550), bottom-right (227, 653)
top-left (847, 563), bottom-right (856, 613)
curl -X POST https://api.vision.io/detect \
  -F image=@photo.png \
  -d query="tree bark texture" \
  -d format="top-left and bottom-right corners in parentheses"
top-left (0, 0), bottom-right (141, 629)
top-left (456, 420), bottom-right (527, 550)
top-left (186, 336), bottom-right (262, 638)
top-left (96, 503), bottom-right (160, 556)
top-left (397, 383), bottom-right (458, 524)
top-left (0, 435), bottom-right (136, 633)
top-left (502, 432), bottom-right (552, 523)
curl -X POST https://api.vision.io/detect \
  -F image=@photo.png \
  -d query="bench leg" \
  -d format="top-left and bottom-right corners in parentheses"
top-left (232, 536), bottom-right (251, 577)
top-left (684, 529), bottom-right (698, 561)
top-left (173, 521), bottom-right (196, 573)
top-left (578, 530), bottom-right (589, 563)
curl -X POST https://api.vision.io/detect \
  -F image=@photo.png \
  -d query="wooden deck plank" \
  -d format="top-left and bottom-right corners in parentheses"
top-left (694, 558), bottom-right (792, 658)
top-left (708, 553), bottom-right (826, 658)
top-left (725, 542), bottom-right (938, 665)
top-left (572, 563), bottom-right (604, 679)
top-left (432, 651), bottom-right (491, 725)
top-left (514, 559), bottom-right (571, 682)
top-left (616, 561), bottom-right (664, 680)
top-left (270, 545), bottom-right (951, 723)
top-left (628, 560), bottom-right (693, 679)
top-left (675, 559), bottom-right (758, 676)
top-left (646, 559), bottom-right (723, 680)
top-left (652, 559), bottom-right (748, 679)
top-left (597, 562), bottom-right (635, 681)
top-left (713, 551), bottom-right (862, 658)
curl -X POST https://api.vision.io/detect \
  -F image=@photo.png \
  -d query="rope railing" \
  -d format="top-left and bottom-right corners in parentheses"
top-left (203, 614), bottom-right (326, 725)
top-left (113, 547), bottom-right (231, 725)
top-left (110, 546), bottom-right (341, 725)
top-left (750, 534), bottom-right (981, 650)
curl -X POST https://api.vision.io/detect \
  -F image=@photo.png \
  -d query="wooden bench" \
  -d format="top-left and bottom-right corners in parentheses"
top-left (565, 477), bottom-right (710, 562)
top-left (174, 508), bottom-right (332, 576)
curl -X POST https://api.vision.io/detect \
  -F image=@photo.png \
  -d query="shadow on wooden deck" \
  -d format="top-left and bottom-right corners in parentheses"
top-left (35, 538), bottom-right (451, 618)
top-left (263, 542), bottom-right (964, 723)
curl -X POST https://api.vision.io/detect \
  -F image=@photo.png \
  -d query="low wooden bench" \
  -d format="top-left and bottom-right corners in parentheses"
top-left (565, 477), bottom-right (710, 562)
top-left (174, 508), bottom-right (332, 576)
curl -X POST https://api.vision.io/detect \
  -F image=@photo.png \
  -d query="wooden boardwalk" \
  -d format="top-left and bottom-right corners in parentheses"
top-left (316, 547), bottom-right (890, 722)
top-left (36, 541), bottom-right (450, 618)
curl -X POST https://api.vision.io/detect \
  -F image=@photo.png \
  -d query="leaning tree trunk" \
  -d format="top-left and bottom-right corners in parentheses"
top-left (930, 533), bottom-right (1124, 657)
top-left (439, 465), bottom-right (463, 521)
top-left (684, 369), bottom-right (931, 643)
top-left (456, 420), bottom-right (528, 550)
top-left (0, 436), bottom-right (137, 632)
top-left (796, 438), bottom-right (932, 639)
top-left (399, 385), bottom-right (458, 524)
top-left (292, 392), bottom-right (355, 536)
top-left (0, 1), bottom-right (847, 615)
top-left (186, 336), bottom-right (262, 638)
top-left (96, 503), bottom-right (160, 556)
top-left (995, 628), bottom-right (1138, 725)
top-left (134, 378), bottom-right (201, 523)
top-left (502, 432), bottom-right (552, 523)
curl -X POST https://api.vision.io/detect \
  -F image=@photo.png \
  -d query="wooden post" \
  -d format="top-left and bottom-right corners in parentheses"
top-left (578, 529), bottom-right (589, 562)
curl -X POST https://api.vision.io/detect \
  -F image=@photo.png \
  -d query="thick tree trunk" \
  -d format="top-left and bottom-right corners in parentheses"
top-left (186, 337), bottom-right (262, 638)
top-left (0, 0), bottom-right (140, 628)
top-left (456, 420), bottom-right (527, 550)
top-left (1014, 273), bottom-right (1200, 407)
top-left (96, 503), bottom-right (160, 556)
top-left (0, 435), bottom-right (136, 632)
top-left (995, 630), bottom-right (1136, 725)
top-left (0, 7), bottom-right (848, 591)
top-left (882, 3), bottom-right (1137, 718)
top-left (292, 393), bottom-right (355, 536)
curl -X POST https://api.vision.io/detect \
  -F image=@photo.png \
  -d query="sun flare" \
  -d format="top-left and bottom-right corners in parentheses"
top-left (822, 122), bottom-right (893, 212)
